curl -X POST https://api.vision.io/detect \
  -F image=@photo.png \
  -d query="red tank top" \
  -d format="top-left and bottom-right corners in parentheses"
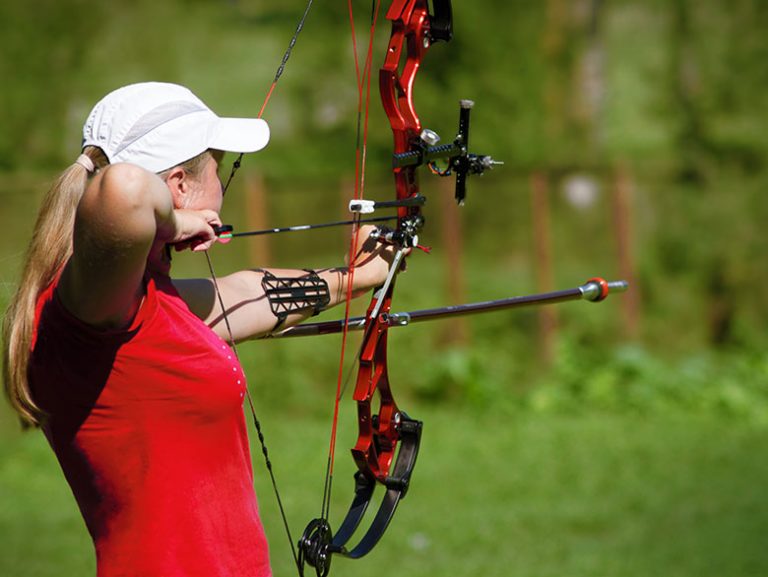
top-left (30, 272), bottom-right (271, 577)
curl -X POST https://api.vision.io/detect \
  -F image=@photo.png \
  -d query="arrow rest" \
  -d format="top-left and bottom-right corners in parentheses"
top-left (370, 214), bottom-right (425, 249)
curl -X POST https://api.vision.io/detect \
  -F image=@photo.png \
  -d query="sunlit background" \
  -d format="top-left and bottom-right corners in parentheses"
top-left (1, 1), bottom-right (766, 576)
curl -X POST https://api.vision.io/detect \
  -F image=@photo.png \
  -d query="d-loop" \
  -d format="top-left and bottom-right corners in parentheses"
top-left (298, 412), bottom-right (422, 577)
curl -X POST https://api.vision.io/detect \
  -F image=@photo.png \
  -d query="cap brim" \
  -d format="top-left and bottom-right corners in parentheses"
top-left (210, 117), bottom-right (270, 154)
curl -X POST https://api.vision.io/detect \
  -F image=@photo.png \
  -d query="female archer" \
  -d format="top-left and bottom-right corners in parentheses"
top-left (2, 82), bottom-right (396, 577)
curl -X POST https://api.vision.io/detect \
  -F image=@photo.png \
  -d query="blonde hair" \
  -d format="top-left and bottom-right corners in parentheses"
top-left (2, 148), bottom-right (214, 426)
top-left (158, 149), bottom-right (218, 180)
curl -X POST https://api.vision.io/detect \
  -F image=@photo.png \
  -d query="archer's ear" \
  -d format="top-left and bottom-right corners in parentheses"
top-left (163, 166), bottom-right (188, 208)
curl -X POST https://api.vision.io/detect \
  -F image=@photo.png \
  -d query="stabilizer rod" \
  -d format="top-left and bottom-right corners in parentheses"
top-left (264, 278), bottom-right (628, 339)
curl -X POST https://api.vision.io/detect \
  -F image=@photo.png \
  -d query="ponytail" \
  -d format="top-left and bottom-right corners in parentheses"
top-left (2, 147), bottom-right (107, 426)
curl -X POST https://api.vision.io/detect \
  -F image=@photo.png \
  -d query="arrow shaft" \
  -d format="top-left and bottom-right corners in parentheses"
top-left (227, 216), bottom-right (398, 238)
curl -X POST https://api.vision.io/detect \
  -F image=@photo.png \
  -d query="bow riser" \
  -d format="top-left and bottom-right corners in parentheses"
top-left (380, 6), bottom-right (427, 133)
top-left (352, 282), bottom-right (400, 482)
top-left (380, 2), bottom-right (431, 209)
top-left (348, 0), bottom-right (439, 491)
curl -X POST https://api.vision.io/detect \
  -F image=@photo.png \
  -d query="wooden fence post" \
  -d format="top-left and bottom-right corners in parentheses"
top-left (531, 171), bottom-right (557, 365)
top-left (437, 177), bottom-right (469, 347)
top-left (245, 172), bottom-right (271, 267)
top-left (611, 163), bottom-right (640, 339)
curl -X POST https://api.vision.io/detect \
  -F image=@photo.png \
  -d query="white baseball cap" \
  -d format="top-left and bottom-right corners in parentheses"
top-left (81, 82), bottom-right (270, 173)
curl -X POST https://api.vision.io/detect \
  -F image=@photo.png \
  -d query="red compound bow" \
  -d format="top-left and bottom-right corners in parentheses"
top-left (207, 3), bottom-right (625, 576)
top-left (297, 2), bottom-right (501, 575)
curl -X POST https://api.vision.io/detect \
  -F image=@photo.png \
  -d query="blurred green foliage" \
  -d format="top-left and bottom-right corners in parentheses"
top-left (1, 0), bottom-right (767, 413)
top-left (2, 0), bottom-right (767, 171)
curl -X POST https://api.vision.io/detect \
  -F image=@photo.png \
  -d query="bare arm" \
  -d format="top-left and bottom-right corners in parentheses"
top-left (58, 163), bottom-right (219, 329)
top-left (175, 226), bottom-right (399, 341)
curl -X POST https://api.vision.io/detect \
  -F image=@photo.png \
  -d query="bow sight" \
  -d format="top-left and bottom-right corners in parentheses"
top-left (391, 99), bottom-right (503, 204)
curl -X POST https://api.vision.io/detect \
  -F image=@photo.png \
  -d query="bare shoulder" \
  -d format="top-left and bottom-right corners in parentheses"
top-left (79, 163), bottom-right (157, 214)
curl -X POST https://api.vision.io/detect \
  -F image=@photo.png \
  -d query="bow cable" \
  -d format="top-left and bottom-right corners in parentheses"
top-left (204, 1), bottom-right (318, 573)
top-left (204, 253), bottom-right (299, 572)
top-left (319, 0), bottom-right (384, 529)
top-left (221, 0), bottom-right (316, 196)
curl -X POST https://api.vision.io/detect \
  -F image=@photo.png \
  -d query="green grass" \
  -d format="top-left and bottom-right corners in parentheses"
top-left (2, 406), bottom-right (766, 577)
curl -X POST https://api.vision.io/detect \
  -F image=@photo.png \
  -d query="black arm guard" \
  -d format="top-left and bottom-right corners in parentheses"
top-left (261, 270), bottom-right (331, 329)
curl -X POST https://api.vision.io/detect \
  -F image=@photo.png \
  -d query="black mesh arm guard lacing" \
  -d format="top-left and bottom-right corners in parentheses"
top-left (261, 269), bottom-right (331, 330)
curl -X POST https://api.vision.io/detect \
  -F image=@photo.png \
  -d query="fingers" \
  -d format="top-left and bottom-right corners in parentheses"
top-left (170, 209), bottom-right (222, 252)
top-left (353, 225), bottom-right (411, 265)
top-left (347, 224), bottom-right (413, 291)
